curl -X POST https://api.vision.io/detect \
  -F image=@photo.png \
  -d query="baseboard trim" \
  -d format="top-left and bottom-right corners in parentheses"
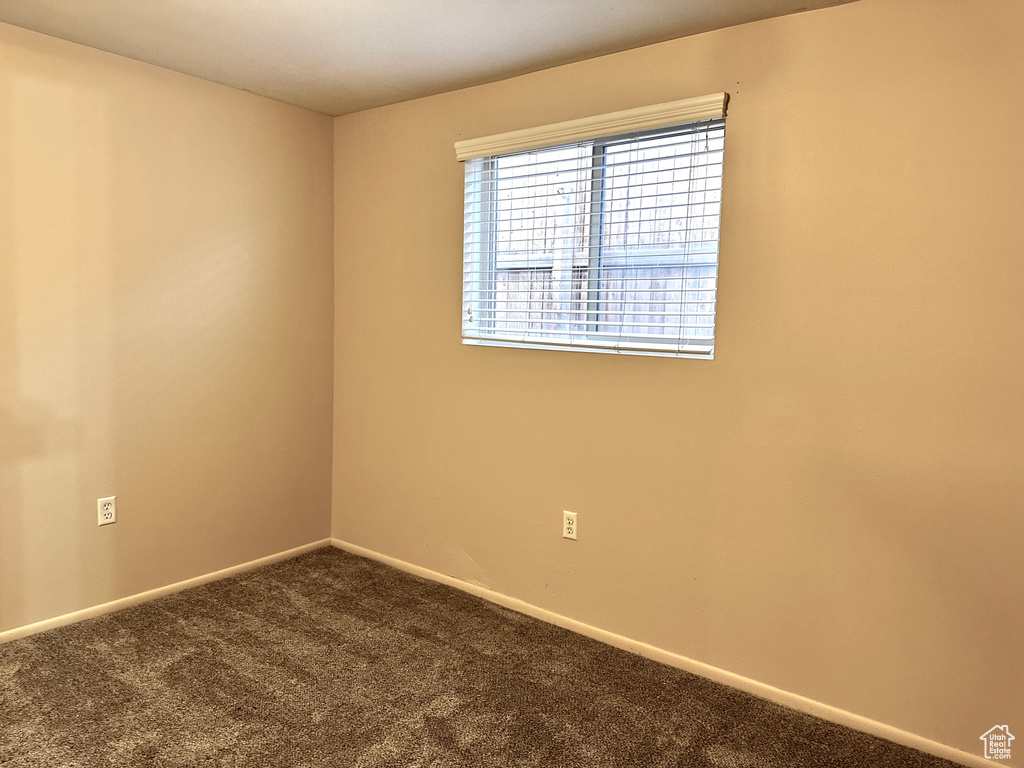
top-left (331, 537), bottom-right (983, 768)
top-left (0, 538), bottom-right (333, 645)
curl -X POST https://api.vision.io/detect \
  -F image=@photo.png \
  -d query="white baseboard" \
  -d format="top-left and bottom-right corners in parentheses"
top-left (0, 538), bottom-right (333, 645)
top-left (331, 537), bottom-right (985, 768)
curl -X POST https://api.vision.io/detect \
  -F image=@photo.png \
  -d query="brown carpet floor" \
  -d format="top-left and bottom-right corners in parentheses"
top-left (0, 547), bottom-right (963, 767)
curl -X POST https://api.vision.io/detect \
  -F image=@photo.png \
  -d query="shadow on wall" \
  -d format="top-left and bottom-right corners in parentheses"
top-left (3, 27), bottom-right (335, 633)
top-left (0, 67), bottom-right (116, 633)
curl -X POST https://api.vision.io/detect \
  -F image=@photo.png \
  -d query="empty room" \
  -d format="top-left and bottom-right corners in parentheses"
top-left (1, 0), bottom-right (1021, 765)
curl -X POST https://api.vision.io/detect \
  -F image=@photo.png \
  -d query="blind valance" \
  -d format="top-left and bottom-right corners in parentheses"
top-left (454, 92), bottom-right (728, 162)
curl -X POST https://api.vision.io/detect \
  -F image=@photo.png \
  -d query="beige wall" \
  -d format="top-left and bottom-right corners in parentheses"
top-left (0, 23), bottom-right (334, 633)
top-left (333, 0), bottom-right (1023, 757)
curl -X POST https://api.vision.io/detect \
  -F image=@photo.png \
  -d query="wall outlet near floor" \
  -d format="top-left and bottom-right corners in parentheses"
top-left (98, 496), bottom-right (117, 526)
top-left (562, 510), bottom-right (577, 541)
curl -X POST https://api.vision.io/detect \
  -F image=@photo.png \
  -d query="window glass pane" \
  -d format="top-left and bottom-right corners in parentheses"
top-left (598, 264), bottom-right (717, 341)
top-left (492, 266), bottom-right (589, 335)
top-left (601, 127), bottom-right (724, 265)
top-left (493, 145), bottom-right (592, 269)
top-left (596, 126), bottom-right (722, 343)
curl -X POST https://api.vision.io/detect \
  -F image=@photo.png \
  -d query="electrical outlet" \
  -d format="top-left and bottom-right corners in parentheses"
top-left (562, 510), bottom-right (577, 541)
top-left (98, 496), bottom-right (116, 526)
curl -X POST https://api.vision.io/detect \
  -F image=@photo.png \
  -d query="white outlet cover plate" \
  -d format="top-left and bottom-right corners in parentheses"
top-left (563, 510), bottom-right (577, 540)
top-left (98, 496), bottom-right (117, 526)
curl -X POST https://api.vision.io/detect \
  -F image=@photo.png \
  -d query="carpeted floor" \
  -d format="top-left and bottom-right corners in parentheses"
top-left (0, 547), bottom-right (962, 767)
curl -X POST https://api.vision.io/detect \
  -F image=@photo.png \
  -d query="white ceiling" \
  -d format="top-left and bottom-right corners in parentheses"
top-left (0, 0), bottom-right (857, 116)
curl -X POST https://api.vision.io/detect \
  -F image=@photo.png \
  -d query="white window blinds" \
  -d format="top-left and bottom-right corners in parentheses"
top-left (460, 95), bottom-right (727, 358)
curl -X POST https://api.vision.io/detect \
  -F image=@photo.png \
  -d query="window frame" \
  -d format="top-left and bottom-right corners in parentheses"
top-left (459, 94), bottom-right (728, 359)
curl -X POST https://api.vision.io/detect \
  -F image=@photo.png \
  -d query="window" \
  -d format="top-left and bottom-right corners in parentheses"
top-left (457, 93), bottom-right (728, 359)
